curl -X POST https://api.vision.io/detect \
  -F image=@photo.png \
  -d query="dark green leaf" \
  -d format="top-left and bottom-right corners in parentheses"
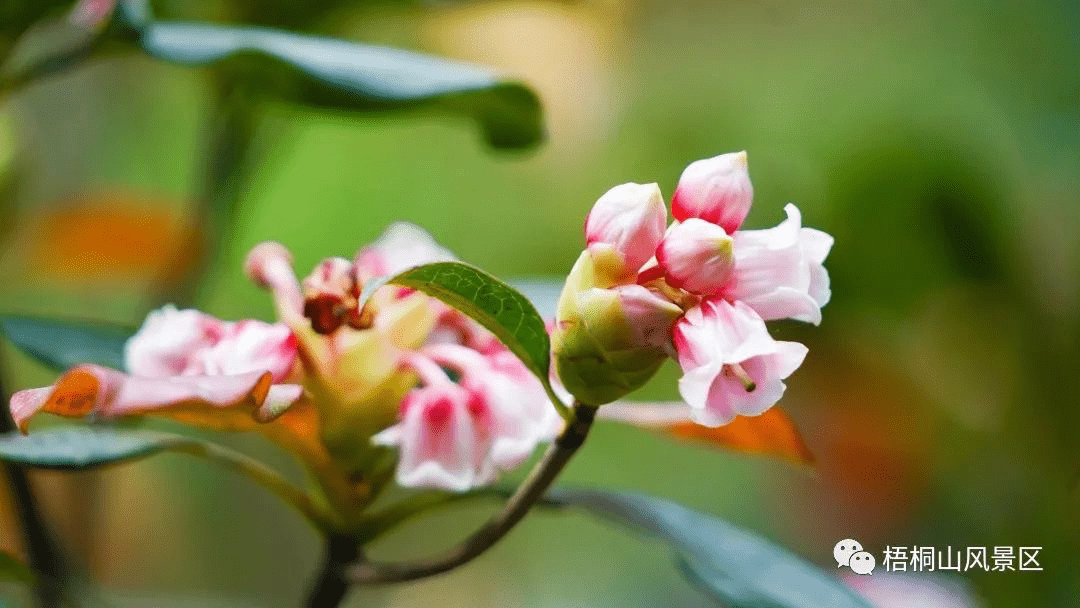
top-left (134, 21), bottom-right (544, 149)
top-left (542, 488), bottom-right (872, 608)
top-left (0, 428), bottom-right (194, 470)
top-left (0, 316), bottom-right (133, 371)
top-left (360, 262), bottom-right (563, 408)
top-left (0, 551), bottom-right (36, 586)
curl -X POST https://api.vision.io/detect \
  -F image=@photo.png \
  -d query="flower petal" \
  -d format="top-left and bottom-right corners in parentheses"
top-left (9, 364), bottom-right (279, 433)
top-left (245, 242), bottom-right (304, 323)
top-left (585, 182), bottom-right (667, 276)
top-left (671, 151), bottom-right (753, 233)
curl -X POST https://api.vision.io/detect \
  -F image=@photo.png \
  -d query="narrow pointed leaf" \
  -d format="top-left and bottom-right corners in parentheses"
top-left (134, 21), bottom-right (543, 149)
top-left (542, 488), bottom-right (872, 608)
top-left (0, 316), bottom-right (133, 371)
top-left (360, 262), bottom-right (563, 409)
top-left (0, 428), bottom-right (193, 470)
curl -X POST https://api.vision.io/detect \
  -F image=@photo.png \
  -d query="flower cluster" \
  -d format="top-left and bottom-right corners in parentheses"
top-left (10, 224), bottom-right (559, 504)
top-left (553, 151), bottom-right (832, 425)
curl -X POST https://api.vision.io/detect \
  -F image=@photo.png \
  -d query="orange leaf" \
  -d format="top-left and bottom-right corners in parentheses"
top-left (664, 408), bottom-right (815, 466)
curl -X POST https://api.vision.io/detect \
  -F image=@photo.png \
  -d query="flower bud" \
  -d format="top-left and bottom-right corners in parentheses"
top-left (552, 251), bottom-right (682, 405)
top-left (656, 218), bottom-right (735, 295)
top-left (672, 151), bottom-right (752, 233)
top-left (585, 182), bottom-right (667, 278)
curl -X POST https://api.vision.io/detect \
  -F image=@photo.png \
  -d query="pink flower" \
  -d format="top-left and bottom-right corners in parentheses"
top-left (196, 321), bottom-right (297, 382)
top-left (372, 348), bottom-right (560, 491)
top-left (585, 182), bottom-right (667, 277)
top-left (724, 203), bottom-right (833, 325)
top-left (671, 151), bottom-right (753, 233)
top-left (123, 305), bottom-right (227, 377)
top-left (125, 306), bottom-right (297, 382)
top-left (656, 218), bottom-right (736, 295)
top-left (673, 299), bottom-right (807, 426)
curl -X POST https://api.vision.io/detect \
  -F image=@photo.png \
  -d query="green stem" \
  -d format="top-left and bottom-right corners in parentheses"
top-left (346, 401), bottom-right (597, 584)
top-left (0, 363), bottom-right (69, 607)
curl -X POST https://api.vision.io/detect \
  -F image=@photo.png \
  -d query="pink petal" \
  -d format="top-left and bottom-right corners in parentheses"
top-left (656, 218), bottom-right (735, 295)
top-left (245, 242), bottom-right (304, 322)
top-left (585, 182), bottom-right (667, 275)
top-left (671, 151), bottom-right (753, 233)
top-left (9, 364), bottom-right (276, 433)
top-left (727, 204), bottom-right (832, 325)
top-left (354, 222), bottom-right (455, 282)
top-left (124, 305), bottom-right (226, 377)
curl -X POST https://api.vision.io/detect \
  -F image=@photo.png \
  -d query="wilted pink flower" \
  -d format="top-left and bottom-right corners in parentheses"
top-left (123, 305), bottom-right (227, 377)
top-left (301, 257), bottom-right (360, 334)
top-left (671, 151), bottom-right (753, 233)
top-left (11, 223), bottom-right (558, 513)
top-left (656, 218), bottom-right (735, 295)
top-left (673, 299), bottom-right (807, 426)
top-left (585, 182), bottom-right (667, 277)
top-left (723, 204), bottom-right (833, 325)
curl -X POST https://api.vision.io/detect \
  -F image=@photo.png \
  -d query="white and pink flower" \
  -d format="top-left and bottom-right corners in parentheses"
top-left (673, 300), bottom-right (807, 426)
top-left (555, 151), bottom-right (830, 424)
top-left (373, 346), bottom-right (561, 491)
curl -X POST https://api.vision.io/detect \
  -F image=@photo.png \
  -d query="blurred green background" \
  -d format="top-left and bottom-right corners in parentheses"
top-left (2, 0), bottom-right (1079, 606)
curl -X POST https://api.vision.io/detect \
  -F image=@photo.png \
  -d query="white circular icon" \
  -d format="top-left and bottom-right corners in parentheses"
top-left (833, 539), bottom-right (864, 568)
top-left (849, 551), bottom-right (876, 575)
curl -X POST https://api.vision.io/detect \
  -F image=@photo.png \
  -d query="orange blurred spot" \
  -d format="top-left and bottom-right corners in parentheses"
top-left (25, 193), bottom-right (199, 283)
top-left (665, 408), bottom-right (816, 466)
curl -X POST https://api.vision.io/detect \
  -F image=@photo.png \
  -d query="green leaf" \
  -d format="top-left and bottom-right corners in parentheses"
top-left (0, 428), bottom-right (194, 470)
top-left (542, 488), bottom-right (873, 608)
top-left (0, 316), bottom-right (133, 371)
top-left (360, 262), bottom-right (565, 412)
top-left (0, 551), bottom-right (36, 586)
top-left (133, 21), bottom-right (544, 149)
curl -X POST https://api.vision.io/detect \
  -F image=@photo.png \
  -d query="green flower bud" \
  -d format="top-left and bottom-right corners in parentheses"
top-left (552, 250), bottom-right (683, 405)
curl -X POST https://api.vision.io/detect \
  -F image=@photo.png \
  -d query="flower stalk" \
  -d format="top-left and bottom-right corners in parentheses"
top-left (345, 400), bottom-right (597, 585)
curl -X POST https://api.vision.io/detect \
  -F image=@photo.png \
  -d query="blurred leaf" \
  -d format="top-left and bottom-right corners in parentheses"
top-left (133, 21), bottom-right (544, 149)
top-left (0, 428), bottom-right (191, 470)
top-left (361, 262), bottom-right (563, 408)
top-left (0, 551), bottom-right (36, 586)
top-left (542, 488), bottom-right (872, 608)
top-left (0, 316), bottom-right (133, 371)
